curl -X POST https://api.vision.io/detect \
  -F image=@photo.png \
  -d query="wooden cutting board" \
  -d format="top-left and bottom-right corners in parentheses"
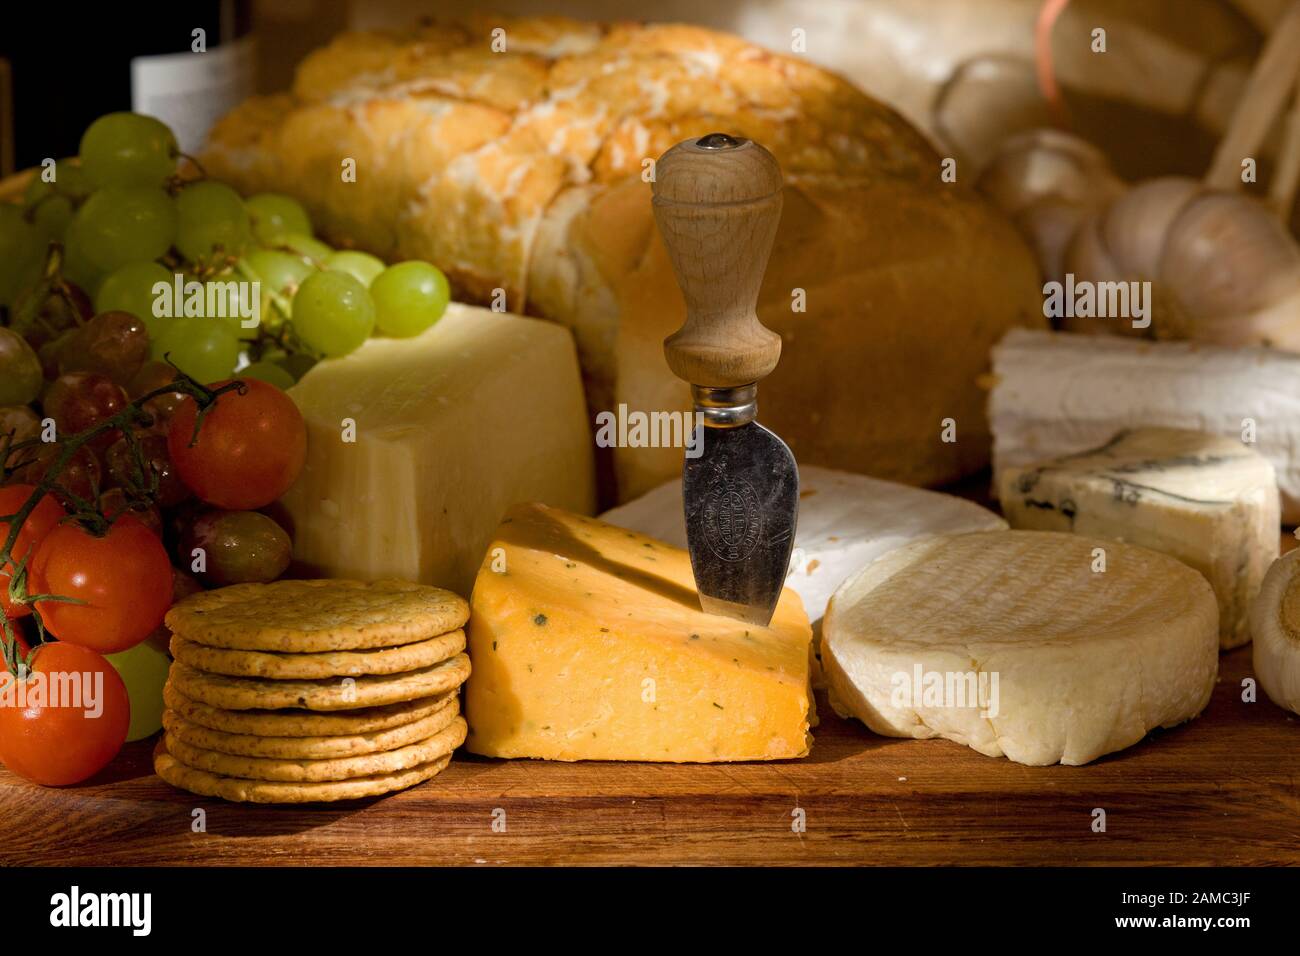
top-left (0, 643), bottom-right (1295, 867)
top-left (1, 176), bottom-right (1295, 865)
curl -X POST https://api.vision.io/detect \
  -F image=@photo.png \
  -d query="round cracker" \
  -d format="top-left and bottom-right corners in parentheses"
top-left (166, 654), bottom-right (470, 711)
top-left (162, 683), bottom-right (453, 737)
top-left (162, 697), bottom-right (460, 759)
top-left (162, 717), bottom-right (466, 782)
top-left (169, 629), bottom-right (465, 679)
top-left (154, 740), bottom-right (451, 803)
top-left (165, 579), bottom-right (468, 652)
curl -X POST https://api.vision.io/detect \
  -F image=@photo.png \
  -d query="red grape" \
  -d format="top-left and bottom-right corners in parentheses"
top-left (99, 487), bottom-right (164, 538)
top-left (126, 360), bottom-right (186, 432)
top-left (105, 432), bottom-right (190, 507)
top-left (42, 372), bottom-right (129, 448)
top-left (59, 311), bottom-right (150, 384)
top-left (13, 444), bottom-right (103, 506)
top-left (0, 405), bottom-right (41, 471)
top-left (181, 509), bottom-right (292, 586)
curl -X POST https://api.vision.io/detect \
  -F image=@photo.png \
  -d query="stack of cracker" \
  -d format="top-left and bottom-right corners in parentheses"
top-left (154, 579), bottom-right (471, 803)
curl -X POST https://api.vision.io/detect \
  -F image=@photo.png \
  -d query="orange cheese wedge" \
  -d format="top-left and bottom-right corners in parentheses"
top-left (464, 503), bottom-right (814, 762)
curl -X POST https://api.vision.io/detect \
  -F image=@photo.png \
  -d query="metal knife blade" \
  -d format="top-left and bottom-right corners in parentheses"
top-left (652, 133), bottom-right (798, 626)
top-left (683, 408), bottom-right (798, 625)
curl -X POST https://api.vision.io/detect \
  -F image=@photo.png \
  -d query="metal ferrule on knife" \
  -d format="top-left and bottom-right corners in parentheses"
top-left (692, 384), bottom-right (757, 428)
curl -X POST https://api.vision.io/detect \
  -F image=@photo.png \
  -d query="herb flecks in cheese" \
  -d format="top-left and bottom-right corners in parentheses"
top-left (464, 503), bottom-right (813, 762)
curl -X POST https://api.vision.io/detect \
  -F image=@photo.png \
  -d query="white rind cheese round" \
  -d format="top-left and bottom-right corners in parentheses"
top-left (1248, 548), bottom-right (1300, 715)
top-left (822, 530), bottom-right (1220, 766)
top-left (600, 465), bottom-right (1007, 628)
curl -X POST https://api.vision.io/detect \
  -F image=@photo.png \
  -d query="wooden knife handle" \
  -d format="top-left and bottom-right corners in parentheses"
top-left (652, 133), bottom-right (784, 389)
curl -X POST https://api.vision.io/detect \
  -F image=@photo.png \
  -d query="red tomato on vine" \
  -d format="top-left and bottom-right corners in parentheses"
top-left (0, 641), bottom-right (130, 786)
top-left (167, 379), bottom-right (306, 510)
top-left (0, 484), bottom-right (67, 619)
top-left (29, 514), bottom-right (173, 653)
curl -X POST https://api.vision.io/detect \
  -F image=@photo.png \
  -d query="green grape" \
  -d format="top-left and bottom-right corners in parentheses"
top-left (152, 317), bottom-right (241, 384)
top-left (246, 193), bottom-right (313, 244)
top-left (326, 250), bottom-right (385, 288)
top-left (204, 278), bottom-right (261, 341)
top-left (29, 196), bottom-right (73, 241)
top-left (371, 261), bottom-right (450, 338)
top-left (23, 163), bottom-right (93, 241)
top-left (0, 328), bottom-right (44, 405)
top-left (106, 639), bottom-right (171, 741)
top-left (270, 232), bottom-right (333, 264)
top-left (79, 112), bottom-right (178, 188)
top-left (61, 217), bottom-right (106, 295)
top-left (72, 187), bottom-right (176, 273)
top-left (24, 161), bottom-right (92, 204)
top-left (95, 261), bottom-right (175, 337)
top-left (175, 180), bottom-right (253, 263)
top-left (0, 204), bottom-right (46, 307)
top-left (238, 360), bottom-right (296, 390)
top-left (272, 351), bottom-right (317, 382)
top-left (242, 248), bottom-right (314, 326)
top-left (291, 271), bottom-right (375, 357)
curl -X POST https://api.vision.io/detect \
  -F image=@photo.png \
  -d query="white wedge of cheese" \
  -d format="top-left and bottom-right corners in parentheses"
top-left (998, 427), bottom-right (1279, 649)
top-left (822, 530), bottom-right (1219, 766)
top-left (990, 329), bottom-right (1300, 522)
top-left (1249, 549), bottom-right (1300, 716)
top-left (282, 304), bottom-right (596, 597)
top-left (600, 465), bottom-right (1007, 629)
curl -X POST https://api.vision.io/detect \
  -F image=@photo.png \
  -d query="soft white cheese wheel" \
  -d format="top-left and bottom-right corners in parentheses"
top-left (822, 530), bottom-right (1219, 766)
top-left (1249, 548), bottom-right (1300, 715)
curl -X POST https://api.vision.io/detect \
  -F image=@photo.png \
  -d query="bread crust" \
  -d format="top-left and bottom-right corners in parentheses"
top-left (206, 15), bottom-right (1042, 500)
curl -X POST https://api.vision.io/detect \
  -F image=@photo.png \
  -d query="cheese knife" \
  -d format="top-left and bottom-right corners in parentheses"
top-left (651, 132), bottom-right (798, 626)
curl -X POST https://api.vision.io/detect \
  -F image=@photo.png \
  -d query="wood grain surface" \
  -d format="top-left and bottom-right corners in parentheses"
top-left (2, 173), bottom-right (1295, 865)
top-left (1, 644), bottom-right (1295, 867)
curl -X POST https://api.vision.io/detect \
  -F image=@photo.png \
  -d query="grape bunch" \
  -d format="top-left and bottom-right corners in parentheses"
top-left (0, 112), bottom-right (428, 786)
top-left (3, 111), bottom-right (451, 388)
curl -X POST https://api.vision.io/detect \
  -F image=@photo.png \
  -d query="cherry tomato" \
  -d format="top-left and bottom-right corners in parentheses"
top-left (167, 379), bottom-right (306, 510)
top-left (29, 514), bottom-right (173, 653)
top-left (0, 484), bottom-right (67, 619)
top-left (0, 641), bottom-right (130, 786)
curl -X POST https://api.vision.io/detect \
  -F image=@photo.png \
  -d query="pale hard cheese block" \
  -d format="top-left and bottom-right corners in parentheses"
top-left (990, 329), bottom-right (1300, 522)
top-left (822, 530), bottom-right (1219, 766)
top-left (1248, 549), bottom-right (1300, 716)
top-left (999, 428), bottom-right (1279, 650)
top-left (283, 304), bottom-right (596, 597)
top-left (602, 465), bottom-right (1007, 629)
top-left (464, 503), bottom-right (813, 762)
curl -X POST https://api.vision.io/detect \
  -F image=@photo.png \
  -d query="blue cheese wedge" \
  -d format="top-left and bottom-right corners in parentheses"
top-left (998, 427), bottom-right (1279, 649)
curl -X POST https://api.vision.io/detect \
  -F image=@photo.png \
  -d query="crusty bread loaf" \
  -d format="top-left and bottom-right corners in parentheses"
top-left (205, 14), bottom-right (1043, 502)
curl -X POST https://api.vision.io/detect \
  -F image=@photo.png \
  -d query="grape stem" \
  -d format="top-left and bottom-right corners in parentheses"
top-left (0, 375), bottom-right (245, 678)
